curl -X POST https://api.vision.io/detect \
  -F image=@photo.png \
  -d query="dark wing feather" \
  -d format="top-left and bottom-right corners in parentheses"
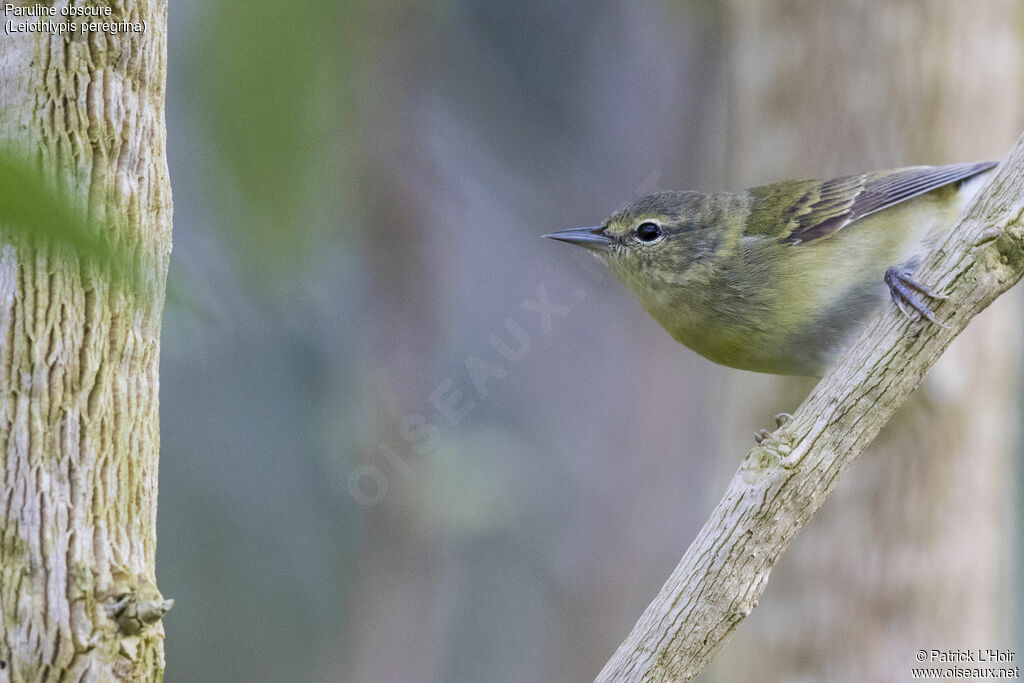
top-left (780, 161), bottom-right (996, 244)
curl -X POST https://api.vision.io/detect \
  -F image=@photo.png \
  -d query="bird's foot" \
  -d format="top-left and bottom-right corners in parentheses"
top-left (884, 267), bottom-right (949, 328)
top-left (753, 412), bottom-right (793, 444)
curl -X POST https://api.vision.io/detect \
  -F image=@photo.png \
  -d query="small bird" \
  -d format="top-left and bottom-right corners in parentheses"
top-left (545, 161), bottom-right (995, 376)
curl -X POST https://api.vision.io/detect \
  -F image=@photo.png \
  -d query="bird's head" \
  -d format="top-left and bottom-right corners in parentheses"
top-left (545, 191), bottom-right (731, 297)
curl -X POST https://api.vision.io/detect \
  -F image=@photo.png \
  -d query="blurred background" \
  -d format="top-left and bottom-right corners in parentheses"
top-left (160, 1), bottom-right (1024, 681)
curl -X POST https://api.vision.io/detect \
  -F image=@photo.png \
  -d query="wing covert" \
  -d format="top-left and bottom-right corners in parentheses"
top-left (778, 160), bottom-right (995, 244)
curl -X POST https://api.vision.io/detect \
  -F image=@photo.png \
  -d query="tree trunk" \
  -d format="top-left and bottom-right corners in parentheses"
top-left (0, 3), bottom-right (172, 680)
top-left (710, 2), bottom-right (1021, 680)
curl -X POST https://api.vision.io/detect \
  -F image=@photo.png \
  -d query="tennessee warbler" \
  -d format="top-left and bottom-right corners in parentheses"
top-left (545, 161), bottom-right (995, 376)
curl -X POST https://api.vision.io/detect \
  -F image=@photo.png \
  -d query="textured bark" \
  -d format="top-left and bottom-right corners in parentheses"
top-left (595, 135), bottom-right (1024, 681)
top-left (710, 3), bottom-right (1021, 681)
top-left (0, 2), bottom-right (171, 680)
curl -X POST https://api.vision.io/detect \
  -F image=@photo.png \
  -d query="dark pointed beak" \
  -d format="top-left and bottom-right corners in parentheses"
top-left (542, 226), bottom-right (613, 250)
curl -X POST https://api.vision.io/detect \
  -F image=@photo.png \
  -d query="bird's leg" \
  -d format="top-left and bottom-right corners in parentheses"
top-left (884, 267), bottom-right (949, 328)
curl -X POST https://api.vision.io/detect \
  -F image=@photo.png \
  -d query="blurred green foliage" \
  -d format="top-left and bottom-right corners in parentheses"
top-left (0, 145), bottom-right (147, 292)
top-left (187, 0), bottom-right (355, 279)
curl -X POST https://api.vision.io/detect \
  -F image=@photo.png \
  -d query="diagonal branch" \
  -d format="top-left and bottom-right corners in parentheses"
top-left (596, 131), bottom-right (1024, 682)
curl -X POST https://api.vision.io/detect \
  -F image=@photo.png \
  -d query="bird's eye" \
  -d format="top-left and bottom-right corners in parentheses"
top-left (635, 222), bottom-right (663, 243)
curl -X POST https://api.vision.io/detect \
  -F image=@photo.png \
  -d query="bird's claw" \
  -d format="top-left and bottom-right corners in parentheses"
top-left (884, 267), bottom-right (949, 328)
top-left (754, 413), bottom-right (794, 444)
